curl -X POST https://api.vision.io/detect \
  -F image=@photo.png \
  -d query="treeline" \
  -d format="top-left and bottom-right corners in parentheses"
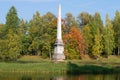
top-left (0, 6), bottom-right (120, 60)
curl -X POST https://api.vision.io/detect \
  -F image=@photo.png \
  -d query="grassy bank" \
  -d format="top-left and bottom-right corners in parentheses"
top-left (0, 55), bottom-right (119, 74)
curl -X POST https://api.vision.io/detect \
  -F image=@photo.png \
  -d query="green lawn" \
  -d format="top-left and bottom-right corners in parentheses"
top-left (0, 55), bottom-right (119, 74)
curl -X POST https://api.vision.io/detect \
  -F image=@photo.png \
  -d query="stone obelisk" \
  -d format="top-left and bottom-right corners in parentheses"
top-left (53, 4), bottom-right (65, 61)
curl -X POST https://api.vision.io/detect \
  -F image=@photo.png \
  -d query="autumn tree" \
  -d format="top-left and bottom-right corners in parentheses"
top-left (63, 26), bottom-right (85, 59)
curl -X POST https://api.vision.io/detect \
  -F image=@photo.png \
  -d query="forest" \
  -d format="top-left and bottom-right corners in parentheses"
top-left (0, 6), bottom-right (120, 61)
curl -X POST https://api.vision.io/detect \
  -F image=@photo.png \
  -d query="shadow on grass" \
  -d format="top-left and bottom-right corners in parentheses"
top-left (67, 62), bottom-right (120, 75)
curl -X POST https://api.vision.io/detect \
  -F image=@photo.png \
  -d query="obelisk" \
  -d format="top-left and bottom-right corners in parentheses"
top-left (53, 4), bottom-right (65, 61)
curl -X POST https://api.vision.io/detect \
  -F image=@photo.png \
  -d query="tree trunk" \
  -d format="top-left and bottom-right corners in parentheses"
top-left (49, 48), bottom-right (51, 60)
top-left (118, 47), bottom-right (120, 55)
top-left (118, 38), bottom-right (120, 55)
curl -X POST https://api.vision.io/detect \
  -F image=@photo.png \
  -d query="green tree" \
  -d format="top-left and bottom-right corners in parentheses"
top-left (19, 19), bottom-right (30, 55)
top-left (81, 12), bottom-right (103, 56)
top-left (41, 12), bottom-right (56, 58)
top-left (19, 19), bottom-right (27, 35)
top-left (82, 24), bottom-right (92, 54)
top-left (0, 30), bottom-right (21, 60)
top-left (28, 11), bottom-right (42, 55)
top-left (89, 12), bottom-right (103, 36)
top-left (93, 12), bottom-right (103, 33)
top-left (28, 12), bottom-right (56, 58)
top-left (113, 10), bottom-right (120, 55)
top-left (6, 6), bottom-right (19, 34)
top-left (103, 15), bottom-right (115, 56)
top-left (0, 24), bottom-right (6, 39)
top-left (0, 6), bottom-right (21, 60)
top-left (90, 13), bottom-right (104, 57)
top-left (77, 12), bottom-right (92, 28)
top-left (65, 13), bottom-right (77, 33)
top-left (85, 12), bottom-right (104, 57)
top-left (92, 29), bottom-right (103, 58)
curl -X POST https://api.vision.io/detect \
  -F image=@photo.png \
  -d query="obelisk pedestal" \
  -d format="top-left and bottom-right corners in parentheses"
top-left (53, 4), bottom-right (65, 61)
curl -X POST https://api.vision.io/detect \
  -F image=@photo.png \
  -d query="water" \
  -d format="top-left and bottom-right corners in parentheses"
top-left (0, 73), bottom-right (119, 80)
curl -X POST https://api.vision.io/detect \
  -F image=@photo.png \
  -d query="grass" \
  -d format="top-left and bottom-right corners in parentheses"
top-left (0, 55), bottom-right (119, 74)
top-left (0, 61), bottom-right (67, 74)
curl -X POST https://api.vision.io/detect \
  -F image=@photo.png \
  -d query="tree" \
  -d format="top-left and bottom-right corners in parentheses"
top-left (83, 12), bottom-right (104, 57)
top-left (63, 26), bottom-right (85, 59)
top-left (40, 12), bottom-right (56, 57)
top-left (0, 6), bottom-right (21, 60)
top-left (28, 12), bottom-right (57, 58)
top-left (39, 33), bottom-right (51, 58)
top-left (113, 10), bottom-right (120, 55)
top-left (92, 12), bottom-right (103, 33)
top-left (19, 19), bottom-right (30, 55)
top-left (90, 13), bottom-right (104, 57)
top-left (103, 15), bottom-right (115, 56)
top-left (19, 19), bottom-right (27, 35)
top-left (0, 24), bottom-right (6, 39)
top-left (82, 24), bottom-right (93, 54)
top-left (92, 29), bottom-right (103, 58)
top-left (0, 30), bottom-right (21, 60)
top-left (28, 11), bottom-right (42, 55)
top-left (89, 12), bottom-right (103, 36)
top-left (77, 12), bottom-right (92, 28)
top-left (65, 13), bottom-right (77, 33)
top-left (6, 6), bottom-right (19, 34)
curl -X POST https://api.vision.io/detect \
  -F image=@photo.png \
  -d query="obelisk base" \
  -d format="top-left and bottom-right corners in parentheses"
top-left (53, 39), bottom-right (65, 61)
top-left (53, 54), bottom-right (65, 61)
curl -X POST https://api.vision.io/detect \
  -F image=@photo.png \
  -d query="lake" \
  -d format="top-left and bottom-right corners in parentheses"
top-left (0, 73), bottom-right (119, 80)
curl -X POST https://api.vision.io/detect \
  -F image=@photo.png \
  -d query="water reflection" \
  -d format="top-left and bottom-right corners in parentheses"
top-left (0, 73), bottom-right (119, 80)
top-left (52, 77), bottom-right (66, 80)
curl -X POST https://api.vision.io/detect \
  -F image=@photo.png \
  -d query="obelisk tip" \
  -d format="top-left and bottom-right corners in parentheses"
top-left (58, 3), bottom-right (61, 7)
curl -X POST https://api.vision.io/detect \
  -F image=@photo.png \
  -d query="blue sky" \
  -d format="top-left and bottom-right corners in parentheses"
top-left (0, 0), bottom-right (120, 24)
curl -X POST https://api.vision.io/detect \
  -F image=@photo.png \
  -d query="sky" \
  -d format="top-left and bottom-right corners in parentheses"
top-left (0, 0), bottom-right (120, 24)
